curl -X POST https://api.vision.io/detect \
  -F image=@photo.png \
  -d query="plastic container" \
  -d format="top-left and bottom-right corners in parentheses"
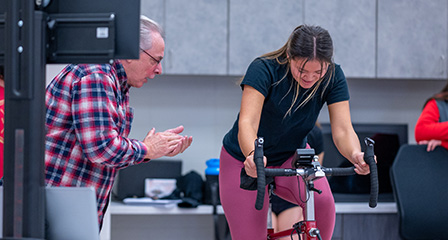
top-left (205, 158), bottom-right (220, 175)
top-left (204, 158), bottom-right (220, 205)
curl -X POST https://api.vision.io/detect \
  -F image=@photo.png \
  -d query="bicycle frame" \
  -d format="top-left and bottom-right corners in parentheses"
top-left (267, 171), bottom-right (325, 240)
top-left (266, 161), bottom-right (326, 240)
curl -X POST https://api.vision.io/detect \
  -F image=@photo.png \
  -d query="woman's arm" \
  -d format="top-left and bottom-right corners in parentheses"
top-left (238, 85), bottom-right (266, 177)
top-left (238, 85), bottom-right (265, 157)
top-left (328, 101), bottom-right (370, 175)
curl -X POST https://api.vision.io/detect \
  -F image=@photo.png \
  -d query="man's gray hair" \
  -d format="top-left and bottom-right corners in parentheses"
top-left (140, 15), bottom-right (164, 51)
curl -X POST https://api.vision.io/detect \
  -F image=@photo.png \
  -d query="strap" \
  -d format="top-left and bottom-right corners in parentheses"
top-left (435, 99), bottom-right (448, 122)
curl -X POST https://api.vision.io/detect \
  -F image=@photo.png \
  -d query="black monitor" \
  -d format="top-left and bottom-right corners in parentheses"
top-left (0, 0), bottom-right (140, 64)
top-left (320, 123), bottom-right (408, 202)
top-left (114, 159), bottom-right (183, 201)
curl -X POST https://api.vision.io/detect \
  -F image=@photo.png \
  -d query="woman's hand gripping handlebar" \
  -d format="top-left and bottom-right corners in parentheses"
top-left (253, 137), bottom-right (379, 210)
top-left (364, 137), bottom-right (378, 208)
top-left (254, 137), bottom-right (266, 210)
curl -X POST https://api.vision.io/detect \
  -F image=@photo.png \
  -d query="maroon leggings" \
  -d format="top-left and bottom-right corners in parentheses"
top-left (219, 147), bottom-right (335, 240)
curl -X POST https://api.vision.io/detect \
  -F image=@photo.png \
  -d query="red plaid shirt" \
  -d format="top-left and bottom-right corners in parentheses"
top-left (45, 60), bottom-right (148, 225)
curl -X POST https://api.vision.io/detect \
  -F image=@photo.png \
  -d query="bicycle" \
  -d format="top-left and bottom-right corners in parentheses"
top-left (253, 137), bottom-right (379, 240)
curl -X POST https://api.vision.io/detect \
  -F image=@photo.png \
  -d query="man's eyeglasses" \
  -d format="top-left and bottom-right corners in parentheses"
top-left (140, 48), bottom-right (161, 65)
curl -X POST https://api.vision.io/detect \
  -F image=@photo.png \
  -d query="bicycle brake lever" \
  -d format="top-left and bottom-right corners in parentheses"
top-left (365, 137), bottom-right (375, 146)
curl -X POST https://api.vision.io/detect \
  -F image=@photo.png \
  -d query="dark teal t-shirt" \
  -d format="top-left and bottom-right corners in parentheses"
top-left (222, 57), bottom-right (349, 166)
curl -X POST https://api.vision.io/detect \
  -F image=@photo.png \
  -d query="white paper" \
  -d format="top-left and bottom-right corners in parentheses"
top-left (145, 178), bottom-right (177, 199)
top-left (123, 197), bottom-right (181, 206)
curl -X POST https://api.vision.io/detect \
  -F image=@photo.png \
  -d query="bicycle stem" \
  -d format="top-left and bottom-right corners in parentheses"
top-left (305, 179), bottom-right (316, 221)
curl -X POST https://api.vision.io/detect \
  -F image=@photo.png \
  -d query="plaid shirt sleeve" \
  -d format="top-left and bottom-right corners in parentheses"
top-left (71, 71), bottom-right (147, 168)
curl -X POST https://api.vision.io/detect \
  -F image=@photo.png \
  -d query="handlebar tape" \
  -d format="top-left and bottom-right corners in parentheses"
top-left (324, 167), bottom-right (356, 176)
top-left (364, 137), bottom-right (378, 208)
top-left (254, 137), bottom-right (265, 210)
top-left (265, 168), bottom-right (297, 177)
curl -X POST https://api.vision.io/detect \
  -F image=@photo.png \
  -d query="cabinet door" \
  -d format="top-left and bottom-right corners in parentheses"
top-left (305, 0), bottom-right (376, 78)
top-left (228, 0), bottom-right (304, 76)
top-left (377, 0), bottom-right (448, 79)
top-left (141, 0), bottom-right (164, 25)
top-left (164, 0), bottom-right (228, 75)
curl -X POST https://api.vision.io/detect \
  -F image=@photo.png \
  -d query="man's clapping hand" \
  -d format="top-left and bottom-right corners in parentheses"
top-left (143, 125), bottom-right (193, 159)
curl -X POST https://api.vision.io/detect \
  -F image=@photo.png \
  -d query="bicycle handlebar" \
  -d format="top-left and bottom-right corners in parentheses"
top-left (364, 137), bottom-right (378, 208)
top-left (263, 166), bottom-right (356, 177)
top-left (254, 137), bottom-right (266, 210)
top-left (253, 137), bottom-right (379, 210)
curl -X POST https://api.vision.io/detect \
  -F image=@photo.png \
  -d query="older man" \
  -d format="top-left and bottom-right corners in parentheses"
top-left (45, 16), bottom-right (192, 227)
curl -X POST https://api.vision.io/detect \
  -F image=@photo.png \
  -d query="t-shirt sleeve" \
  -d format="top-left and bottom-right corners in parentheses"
top-left (240, 58), bottom-right (273, 97)
top-left (325, 65), bottom-right (350, 105)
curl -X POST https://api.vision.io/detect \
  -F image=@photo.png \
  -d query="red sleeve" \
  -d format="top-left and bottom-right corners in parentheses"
top-left (442, 141), bottom-right (448, 149)
top-left (415, 98), bottom-right (448, 142)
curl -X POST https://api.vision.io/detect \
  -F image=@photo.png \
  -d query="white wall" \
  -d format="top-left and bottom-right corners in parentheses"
top-left (127, 75), bottom-right (242, 176)
top-left (46, 65), bottom-right (446, 177)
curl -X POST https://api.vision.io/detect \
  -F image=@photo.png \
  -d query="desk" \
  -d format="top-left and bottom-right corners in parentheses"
top-left (100, 202), bottom-right (398, 240)
top-left (335, 202), bottom-right (397, 214)
top-left (333, 202), bottom-right (400, 240)
top-left (100, 202), bottom-right (225, 240)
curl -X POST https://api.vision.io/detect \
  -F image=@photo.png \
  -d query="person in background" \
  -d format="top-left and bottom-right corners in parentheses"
top-left (415, 81), bottom-right (448, 152)
top-left (270, 122), bottom-right (324, 239)
top-left (0, 65), bottom-right (4, 179)
top-left (45, 16), bottom-right (192, 228)
top-left (219, 25), bottom-right (371, 240)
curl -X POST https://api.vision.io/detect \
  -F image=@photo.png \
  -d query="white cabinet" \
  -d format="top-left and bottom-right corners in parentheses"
top-left (377, 0), bottom-right (448, 79)
top-left (305, 0), bottom-right (377, 78)
top-left (228, 0), bottom-right (304, 75)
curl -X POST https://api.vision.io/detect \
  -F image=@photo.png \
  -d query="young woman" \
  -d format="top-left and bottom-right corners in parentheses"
top-left (219, 25), bottom-right (371, 240)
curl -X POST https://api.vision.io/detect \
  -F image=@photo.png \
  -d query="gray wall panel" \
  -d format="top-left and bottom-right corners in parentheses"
top-left (164, 0), bottom-right (228, 75)
top-left (377, 0), bottom-right (448, 79)
top-left (305, 0), bottom-right (376, 78)
top-left (229, 0), bottom-right (304, 75)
